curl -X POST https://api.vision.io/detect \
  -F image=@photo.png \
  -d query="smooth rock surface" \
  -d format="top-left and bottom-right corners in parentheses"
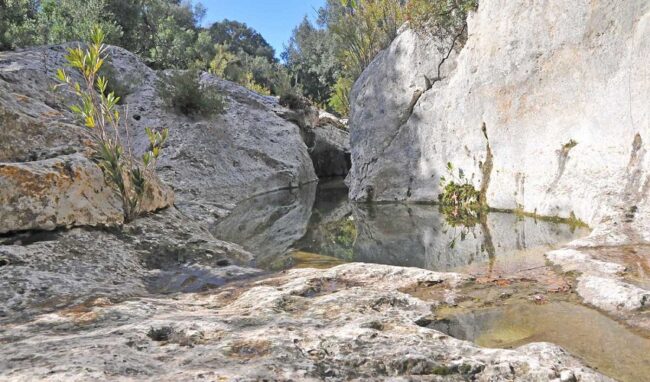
top-left (576, 275), bottom-right (649, 312)
top-left (0, 264), bottom-right (611, 381)
top-left (348, 0), bottom-right (650, 243)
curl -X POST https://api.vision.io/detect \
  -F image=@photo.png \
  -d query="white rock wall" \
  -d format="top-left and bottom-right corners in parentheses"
top-left (349, 0), bottom-right (650, 242)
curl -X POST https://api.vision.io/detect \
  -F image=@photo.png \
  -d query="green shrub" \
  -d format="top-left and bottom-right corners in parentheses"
top-left (438, 162), bottom-right (484, 225)
top-left (241, 71), bottom-right (271, 95)
top-left (279, 91), bottom-right (310, 110)
top-left (55, 26), bottom-right (168, 222)
top-left (406, 0), bottom-right (478, 39)
top-left (328, 76), bottom-right (352, 117)
top-left (157, 70), bottom-right (225, 118)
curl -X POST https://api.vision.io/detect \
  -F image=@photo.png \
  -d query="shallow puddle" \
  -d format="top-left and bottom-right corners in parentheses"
top-left (432, 301), bottom-right (650, 382)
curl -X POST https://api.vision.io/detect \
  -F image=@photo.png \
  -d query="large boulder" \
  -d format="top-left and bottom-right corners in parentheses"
top-left (0, 153), bottom-right (174, 233)
top-left (0, 45), bottom-right (175, 233)
top-left (0, 44), bottom-right (317, 231)
top-left (348, 0), bottom-right (650, 243)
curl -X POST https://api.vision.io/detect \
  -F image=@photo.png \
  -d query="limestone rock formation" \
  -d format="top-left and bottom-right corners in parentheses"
top-left (0, 208), bottom-right (258, 323)
top-left (348, 0), bottom-right (650, 243)
top-left (0, 44), bottom-right (317, 232)
top-left (310, 122), bottom-right (351, 178)
top-left (0, 264), bottom-right (611, 381)
top-left (274, 103), bottom-right (351, 178)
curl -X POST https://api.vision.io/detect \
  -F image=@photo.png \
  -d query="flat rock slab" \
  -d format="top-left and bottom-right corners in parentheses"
top-left (0, 264), bottom-right (611, 381)
top-left (547, 245), bottom-right (650, 332)
top-left (0, 208), bottom-right (259, 323)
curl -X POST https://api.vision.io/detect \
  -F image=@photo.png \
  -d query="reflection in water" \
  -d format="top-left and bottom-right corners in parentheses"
top-left (212, 182), bottom-right (317, 269)
top-left (209, 179), bottom-right (644, 382)
top-left (295, 180), bottom-right (588, 274)
top-left (432, 302), bottom-right (650, 382)
top-left (215, 179), bottom-right (588, 273)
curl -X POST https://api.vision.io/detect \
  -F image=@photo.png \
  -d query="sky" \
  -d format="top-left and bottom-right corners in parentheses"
top-left (200, 0), bottom-right (326, 59)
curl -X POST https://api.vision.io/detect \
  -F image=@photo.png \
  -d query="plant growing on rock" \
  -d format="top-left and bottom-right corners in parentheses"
top-left (157, 70), bottom-right (225, 118)
top-left (406, 0), bottom-right (478, 41)
top-left (438, 162), bottom-right (484, 225)
top-left (55, 26), bottom-right (168, 222)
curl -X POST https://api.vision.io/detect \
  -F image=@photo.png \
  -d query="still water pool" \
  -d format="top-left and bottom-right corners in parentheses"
top-left (214, 178), bottom-right (589, 273)
top-left (213, 179), bottom-right (650, 382)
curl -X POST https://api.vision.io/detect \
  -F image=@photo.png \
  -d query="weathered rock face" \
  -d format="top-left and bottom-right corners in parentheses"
top-left (0, 264), bottom-right (612, 381)
top-left (276, 104), bottom-right (351, 178)
top-left (0, 44), bottom-right (317, 232)
top-left (0, 153), bottom-right (174, 233)
top-left (153, 74), bottom-right (318, 225)
top-left (348, 0), bottom-right (650, 243)
top-left (0, 53), bottom-right (174, 233)
top-left (310, 123), bottom-right (351, 178)
top-left (0, 154), bottom-right (121, 232)
top-left (0, 208), bottom-right (258, 323)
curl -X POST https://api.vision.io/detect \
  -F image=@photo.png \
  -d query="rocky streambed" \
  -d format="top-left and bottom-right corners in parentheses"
top-left (2, 0), bottom-right (650, 380)
top-left (2, 180), bottom-right (649, 381)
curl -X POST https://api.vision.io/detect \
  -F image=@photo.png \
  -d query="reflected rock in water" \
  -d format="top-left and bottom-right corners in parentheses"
top-left (354, 204), bottom-right (585, 272)
top-left (213, 179), bottom-right (587, 273)
top-left (298, 195), bottom-right (587, 273)
top-left (212, 183), bottom-right (317, 269)
top-left (294, 180), bottom-right (354, 261)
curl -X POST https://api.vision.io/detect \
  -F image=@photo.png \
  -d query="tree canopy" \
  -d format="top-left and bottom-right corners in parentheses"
top-left (284, 0), bottom-right (478, 116)
top-left (0, 0), bottom-right (478, 113)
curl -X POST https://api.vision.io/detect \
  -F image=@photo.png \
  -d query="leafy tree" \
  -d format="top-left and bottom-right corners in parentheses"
top-left (208, 19), bottom-right (276, 63)
top-left (208, 43), bottom-right (237, 77)
top-left (406, 0), bottom-right (478, 41)
top-left (55, 27), bottom-right (168, 222)
top-left (282, 17), bottom-right (340, 105)
top-left (0, 0), bottom-right (40, 50)
top-left (105, 0), bottom-right (204, 56)
top-left (36, 0), bottom-right (123, 45)
top-left (1, 0), bottom-right (207, 70)
top-left (321, 0), bottom-right (405, 115)
top-left (285, 0), bottom-right (478, 117)
top-left (146, 14), bottom-right (197, 69)
top-left (328, 0), bottom-right (404, 79)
